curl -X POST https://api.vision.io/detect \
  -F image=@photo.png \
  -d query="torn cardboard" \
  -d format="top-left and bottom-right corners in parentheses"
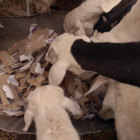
top-left (0, 52), bottom-right (17, 66)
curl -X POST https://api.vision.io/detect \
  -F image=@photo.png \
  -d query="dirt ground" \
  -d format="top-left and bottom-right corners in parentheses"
top-left (0, 0), bottom-right (133, 140)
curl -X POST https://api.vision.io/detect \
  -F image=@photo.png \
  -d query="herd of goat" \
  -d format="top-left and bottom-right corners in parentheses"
top-left (2, 0), bottom-right (140, 140)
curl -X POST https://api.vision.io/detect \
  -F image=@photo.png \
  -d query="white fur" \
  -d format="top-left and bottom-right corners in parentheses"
top-left (46, 33), bottom-right (95, 85)
top-left (63, 0), bottom-right (121, 36)
top-left (99, 82), bottom-right (140, 140)
top-left (90, 0), bottom-right (140, 42)
top-left (26, 0), bottom-right (57, 16)
top-left (23, 85), bottom-right (81, 140)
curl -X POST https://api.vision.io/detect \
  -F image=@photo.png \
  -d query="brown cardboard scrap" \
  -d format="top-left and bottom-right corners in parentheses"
top-left (8, 42), bottom-right (21, 55)
top-left (77, 83), bottom-right (89, 95)
top-left (68, 76), bottom-right (75, 97)
top-left (20, 72), bottom-right (31, 86)
top-left (0, 52), bottom-right (17, 66)
top-left (36, 75), bottom-right (45, 83)
top-left (2, 67), bottom-right (15, 74)
top-left (9, 63), bottom-right (23, 69)
top-left (14, 111), bottom-right (24, 117)
top-left (25, 35), bottom-right (44, 55)
top-left (0, 110), bottom-right (4, 116)
top-left (42, 71), bottom-right (49, 78)
top-left (19, 59), bottom-right (34, 72)
top-left (27, 77), bottom-right (36, 86)
top-left (0, 103), bottom-right (20, 111)
top-left (23, 86), bottom-right (35, 98)
top-left (90, 95), bottom-right (102, 107)
top-left (9, 83), bottom-right (19, 101)
top-left (30, 61), bottom-right (37, 74)
top-left (39, 79), bottom-right (48, 86)
top-left (13, 9), bottom-right (26, 16)
top-left (29, 35), bottom-right (39, 41)
top-left (33, 28), bottom-right (49, 40)
top-left (7, 5), bottom-right (21, 13)
top-left (76, 96), bottom-right (89, 111)
top-left (16, 72), bottom-right (26, 79)
top-left (0, 86), bottom-right (9, 106)
top-left (65, 72), bottom-right (71, 88)
top-left (0, 75), bottom-right (10, 84)
top-left (12, 51), bottom-right (21, 60)
top-left (18, 39), bottom-right (31, 54)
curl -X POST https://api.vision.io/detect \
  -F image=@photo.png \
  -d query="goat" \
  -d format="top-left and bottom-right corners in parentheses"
top-left (23, 85), bottom-right (81, 140)
top-left (99, 80), bottom-right (140, 140)
top-left (63, 0), bottom-right (121, 36)
top-left (94, 0), bottom-right (137, 33)
top-left (90, 0), bottom-right (140, 43)
top-left (26, 0), bottom-right (57, 16)
top-left (46, 33), bottom-right (140, 87)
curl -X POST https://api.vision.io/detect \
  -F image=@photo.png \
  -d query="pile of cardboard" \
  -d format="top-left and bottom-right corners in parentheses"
top-left (0, 26), bottom-right (102, 119)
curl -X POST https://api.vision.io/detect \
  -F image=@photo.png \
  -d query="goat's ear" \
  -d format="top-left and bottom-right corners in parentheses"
top-left (46, 48), bottom-right (57, 64)
top-left (85, 75), bottom-right (110, 96)
top-left (101, 0), bottom-right (121, 13)
top-left (49, 61), bottom-right (69, 85)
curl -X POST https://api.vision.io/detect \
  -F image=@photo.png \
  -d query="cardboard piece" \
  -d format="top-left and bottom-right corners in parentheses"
top-left (49, 29), bottom-right (55, 35)
top-left (0, 86), bottom-right (9, 106)
top-left (0, 75), bottom-right (10, 85)
top-left (0, 110), bottom-right (4, 116)
top-left (14, 111), bottom-right (24, 117)
top-left (35, 63), bottom-right (45, 75)
top-left (0, 71), bottom-right (6, 76)
top-left (20, 59), bottom-right (34, 72)
top-left (3, 110), bottom-right (23, 116)
top-left (0, 103), bottom-right (20, 111)
top-left (7, 5), bottom-right (21, 13)
top-left (16, 72), bottom-right (26, 79)
top-left (0, 52), bottom-right (17, 66)
top-left (36, 75), bottom-right (45, 83)
top-left (9, 83), bottom-right (19, 101)
top-left (20, 54), bottom-right (33, 62)
top-left (13, 9), bottom-right (26, 16)
top-left (9, 63), bottom-right (23, 69)
top-left (42, 71), bottom-right (49, 78)
top-left (27, 77), bottom-right (36, 86)
top-left (7, 75), bottom-right (19, 86)
top-left (25, 35), bottom-right (45, 55)
top-left (68, 76), bottom-right (76, 97)
top-left (33, 28), bottom-right (49, 40)
top-left (75, 90), bottom-right (82, 99)
top-left (2, 67), bottom-right (15, 74)
top-left (18, 39), bottom-right (31, 54)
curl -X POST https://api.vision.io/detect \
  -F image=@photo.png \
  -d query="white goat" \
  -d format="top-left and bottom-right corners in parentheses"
top-left (26, 0), bottom-right (57, 16)
top-left (99, 80), bottom-right (140, 140)
top-left (63, 0), bottom-right (121, 36)
top-left (23, 85), bottom-right (81, 140)
top-left (90, 0), bottom-right (140, 42)
top-left (46, 33), bottom-right (95, 85)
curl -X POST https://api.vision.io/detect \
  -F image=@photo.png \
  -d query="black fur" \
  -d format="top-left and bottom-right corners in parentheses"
top-left (94, 0), bottom-right (137, 33)
top-left (71, 39), bottom-right (140, 87)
